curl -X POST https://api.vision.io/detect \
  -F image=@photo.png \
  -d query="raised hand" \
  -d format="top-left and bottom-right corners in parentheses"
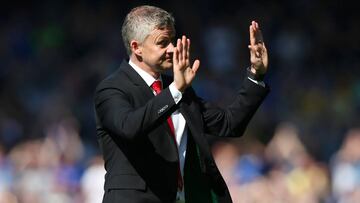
top-left (173, 35), bottom-right (200, 92)
top-left (248, 21), bottom-right (268, 75)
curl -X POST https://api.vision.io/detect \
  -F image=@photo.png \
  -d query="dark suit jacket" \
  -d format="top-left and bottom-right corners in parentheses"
top-left (94, 60), bottom-right (269, 203)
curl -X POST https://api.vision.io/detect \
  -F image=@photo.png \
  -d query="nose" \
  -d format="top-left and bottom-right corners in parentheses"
top-left (166, 42), bottom-right (175, 53)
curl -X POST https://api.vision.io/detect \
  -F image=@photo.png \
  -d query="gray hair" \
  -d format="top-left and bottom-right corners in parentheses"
top-left (121, 5), bottom-right (175, 55)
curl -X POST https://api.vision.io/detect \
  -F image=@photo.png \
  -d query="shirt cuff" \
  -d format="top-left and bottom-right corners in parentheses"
top-left (248, 77), bottom-right (266, 88)
top-left (169, 82), bottom-right (183, 104)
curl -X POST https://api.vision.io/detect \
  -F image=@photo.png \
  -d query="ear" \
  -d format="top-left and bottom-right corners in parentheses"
top-left (130, 40), bottom-right (142, 56)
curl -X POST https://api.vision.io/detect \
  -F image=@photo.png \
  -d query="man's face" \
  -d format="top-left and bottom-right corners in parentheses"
top-left (139, 27), bottom-right (175, 73)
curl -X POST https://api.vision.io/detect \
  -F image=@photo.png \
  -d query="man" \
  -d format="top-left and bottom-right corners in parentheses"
top-left (94, 5), bottom-right (269, 203)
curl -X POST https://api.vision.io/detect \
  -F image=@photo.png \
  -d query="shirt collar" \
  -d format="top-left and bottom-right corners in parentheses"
top-left (128, 59), bottom-right (162, 87)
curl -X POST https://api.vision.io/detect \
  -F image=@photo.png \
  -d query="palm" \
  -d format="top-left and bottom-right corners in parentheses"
top-left (173, 36), bottom-right (200, 92)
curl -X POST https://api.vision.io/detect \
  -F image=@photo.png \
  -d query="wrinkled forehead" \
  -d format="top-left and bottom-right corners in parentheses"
top-left (149, 26), bottom-right (175, 39)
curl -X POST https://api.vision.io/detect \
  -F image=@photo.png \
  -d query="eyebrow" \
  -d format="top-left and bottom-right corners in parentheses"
top-left (155, 34), bottom-right (174, 43)
top-left (157, 36), bottom-right (171, 41)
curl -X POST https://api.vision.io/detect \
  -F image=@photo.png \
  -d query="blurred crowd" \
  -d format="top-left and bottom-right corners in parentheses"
top-left (1, 0), bottom-right (360, 202)
top-left (213, 123), bottom-right (360, 203)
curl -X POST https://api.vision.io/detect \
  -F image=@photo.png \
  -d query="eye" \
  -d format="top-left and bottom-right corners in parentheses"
top-left (157, 39), bottom-right (170, 47)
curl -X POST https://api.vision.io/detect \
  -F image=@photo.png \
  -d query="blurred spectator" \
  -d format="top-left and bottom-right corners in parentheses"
top-left (265, 122), bottom-right (330, 202)
top-left (0, 143), bottom-right (17, 203)
top-left (331, 128), bottom-right (360, 203)
top-left (80, 156), bottom-right (105, 203)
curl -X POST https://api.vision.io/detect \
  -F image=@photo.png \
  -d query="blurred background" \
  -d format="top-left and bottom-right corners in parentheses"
top-left (1, 0), bottom-right (359, 202)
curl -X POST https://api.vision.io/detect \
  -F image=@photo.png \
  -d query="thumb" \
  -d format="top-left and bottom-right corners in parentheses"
top-left (192, 60), bottom-right (200, 73)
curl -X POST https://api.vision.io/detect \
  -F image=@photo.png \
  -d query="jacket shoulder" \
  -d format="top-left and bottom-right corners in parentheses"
top-left (95, 65), bottom-right (130, 92)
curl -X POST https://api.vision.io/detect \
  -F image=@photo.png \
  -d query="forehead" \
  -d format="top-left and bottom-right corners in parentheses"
top-left (148, 27), bottom-right (175, 39)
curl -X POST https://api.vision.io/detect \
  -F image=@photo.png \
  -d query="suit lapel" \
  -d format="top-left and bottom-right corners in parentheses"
top-left (120, 61), bottom-right (179, 157)
top-left (179, 92), bottom-right (213, 161)
top-left (120, 60), bottom-right (154, 99)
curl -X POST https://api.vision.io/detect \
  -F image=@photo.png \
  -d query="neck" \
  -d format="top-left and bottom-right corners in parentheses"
top-left (130, 55), bottom-right (160, 79)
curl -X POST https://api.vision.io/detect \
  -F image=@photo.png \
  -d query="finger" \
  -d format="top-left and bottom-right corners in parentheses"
top-left (253, 20), bottom-right (257, 28)
top-left (191, 59), bottom-right (200, 73)
top-left (251, 21), bottom-right (265, 44)
top-left (249, 22), bottom-right (256, 46)
top-left (173, 45), bottom-right (179, 65)
top-left (186, 39), bottom-right (190, 65)
top-left (182, 35), bottom-right (187, 61)
top-left (177, 38), bottom-right (182, 61)
top-left (248, 44), bottom-right (256, 52)
top-left (186, 39), bottom-right (190, 58)
top-left (262, 43), bottom-right (267, 53)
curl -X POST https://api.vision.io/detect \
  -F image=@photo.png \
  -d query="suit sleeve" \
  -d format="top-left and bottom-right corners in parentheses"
top-left (198, 78), bottom-right (269, 137)
top-left (94, 82), bottom-right (177, 140)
